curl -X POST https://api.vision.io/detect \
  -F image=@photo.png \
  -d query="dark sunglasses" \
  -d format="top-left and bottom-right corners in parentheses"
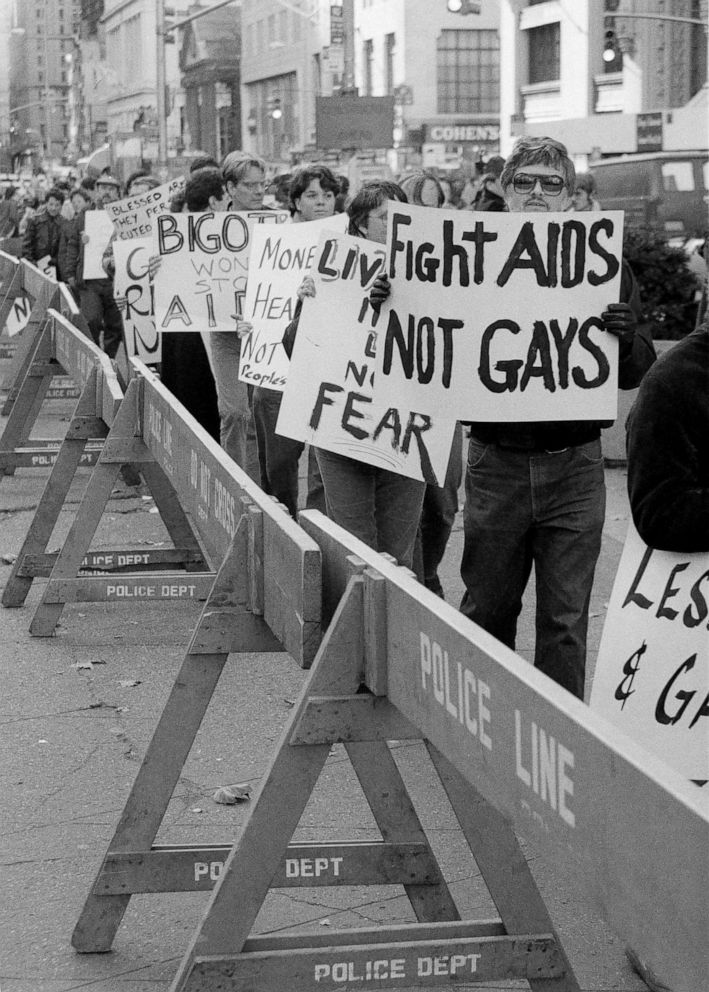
top-left (512, 173), bottom-right (565, 196)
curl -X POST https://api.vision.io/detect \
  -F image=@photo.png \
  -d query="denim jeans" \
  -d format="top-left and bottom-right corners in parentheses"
top-left (413, 421), bottom-right (463, 596)
top-left (460, 437), bottom-right (606, 699)
top-left (252, 386), bottom-right (325, 518)
top-left (315, 448), bottom-right (425, 570)
top-left (207, 331), bottom-right (259, 480)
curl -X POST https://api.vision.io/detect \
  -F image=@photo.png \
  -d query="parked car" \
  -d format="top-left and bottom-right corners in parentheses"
top-left (590, 151), bottom-right (709, 239)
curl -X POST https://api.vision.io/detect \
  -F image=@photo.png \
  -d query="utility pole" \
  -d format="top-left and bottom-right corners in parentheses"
top-left (156, 0), bottom-right (169, 176)
top-left (342, 0), bottom-right (356, 94)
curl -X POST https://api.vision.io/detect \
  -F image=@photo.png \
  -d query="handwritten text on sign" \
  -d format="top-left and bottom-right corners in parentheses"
top-left (376, 204), bottom-right (624, 422)
top-left (240, 213), bottom-right (348, 390)
top-left (591, 523), bottom-right (708, 781)
top-left (83, 211), bottom-right (115, 280)
top-left (152, 210), bottom-right (289, 333)
top-left (276, 230), bottom-right (457, 485)
top-left (104, 176), bottom-right (184, 240)
top-left (113, 238), bottom-right (160, 365)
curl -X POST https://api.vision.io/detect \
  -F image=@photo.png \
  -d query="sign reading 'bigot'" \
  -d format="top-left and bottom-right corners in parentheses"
top-left (152, 210), bottom-right (289, 333)
top-left (376, 203), bottom-right (625, 422)
top-left (276, 230), bottom-right (457, 485)
top-left (591, 524), bottom-right (708, 781)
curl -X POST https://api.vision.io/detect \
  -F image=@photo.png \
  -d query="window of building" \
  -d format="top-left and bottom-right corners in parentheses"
top-left (527, 22), bottom-right (559, 84)
top-left (363, 38), bottom-right (374, 96)
top-left (437, 30), bottom-right (499, 114)
top-left (385, 33), bottom-right (395, 95)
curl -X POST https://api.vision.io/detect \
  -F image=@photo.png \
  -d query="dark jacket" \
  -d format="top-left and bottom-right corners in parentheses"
top-left (468, 260), bottom-right (656, 451)
top-left (626, 323), bottom-right (709, 552)
top-left (0, 198), bottom-right (20, 238)
top-left (22, 209), bottom-right (63, 268)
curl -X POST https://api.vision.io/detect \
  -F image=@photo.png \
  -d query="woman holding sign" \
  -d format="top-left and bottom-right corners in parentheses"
top-left (313, 180), bottom-right (427, 570)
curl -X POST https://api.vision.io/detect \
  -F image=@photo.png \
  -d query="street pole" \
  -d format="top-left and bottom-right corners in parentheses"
top-left (43, 0), bottom-right (52, 162)
top-left (156, 0), bottom-right (169, 176)
top-left (342, 0), bottom-right (356, 94)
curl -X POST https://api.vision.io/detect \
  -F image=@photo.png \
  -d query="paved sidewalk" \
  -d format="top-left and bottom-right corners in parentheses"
top-left (0, 395), bottom-right (648, 992)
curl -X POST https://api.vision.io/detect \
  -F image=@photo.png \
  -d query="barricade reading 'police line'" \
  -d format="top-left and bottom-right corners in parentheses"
top-left (48, 362), bottom-right (709, 991)
top-left (1, 316), bottom-right (205, 610)
top-left (166, 512), bottom-right (707, 992)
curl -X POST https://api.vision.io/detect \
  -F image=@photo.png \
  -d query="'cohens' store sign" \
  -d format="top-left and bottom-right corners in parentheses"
top-left (424, 122), bottom-right (500, 144)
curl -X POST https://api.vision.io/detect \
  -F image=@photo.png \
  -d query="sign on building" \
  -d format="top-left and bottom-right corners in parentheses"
top-left (316, 96), bottom-right (395, 151)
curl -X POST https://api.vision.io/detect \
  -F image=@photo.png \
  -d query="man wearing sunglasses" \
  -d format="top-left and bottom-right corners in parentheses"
top-left (460, 136), bottom-right (655, 701)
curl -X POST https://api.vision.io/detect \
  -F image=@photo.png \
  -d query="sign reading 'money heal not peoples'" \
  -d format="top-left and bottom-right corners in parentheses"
top-left (375, 203), bottom-right (625, 422)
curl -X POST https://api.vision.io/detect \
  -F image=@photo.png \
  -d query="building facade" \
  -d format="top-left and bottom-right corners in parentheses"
top-left (500, 0), bottom-right (708, 164)
top-left (100, 0), bottom-right (185, 175)
top-left (8, 0), bottom-right (82, 170)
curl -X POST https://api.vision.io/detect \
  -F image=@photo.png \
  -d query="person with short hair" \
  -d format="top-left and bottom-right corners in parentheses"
top-left (21, 185), bottom-right (65, 273)
top-left (573, 172), bottom-right (601, 212)
top-left (252, 165), bottom-right (340, 516)
top-left (314, 180), bottom-right (426, 569)
top-left (203, 151), bottom-right (272, 478)
top-left (459, 135), bottom-right (655, 698)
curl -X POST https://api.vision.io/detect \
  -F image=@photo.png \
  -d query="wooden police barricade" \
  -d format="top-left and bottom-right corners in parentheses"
top-left (159, 512), bottom-right (708, 992)
top-left (70, 359), bottom-right (337, 953)
top-left (0, 249), bottom-right (23, 361)
top-left (1, 313), bottom-right (185, 607)
top-left (1, 260), bottom-right (63, 414)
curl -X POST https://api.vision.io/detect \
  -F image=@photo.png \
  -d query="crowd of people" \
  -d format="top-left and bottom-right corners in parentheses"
top-left (3, 135), bottom-right (706, 709)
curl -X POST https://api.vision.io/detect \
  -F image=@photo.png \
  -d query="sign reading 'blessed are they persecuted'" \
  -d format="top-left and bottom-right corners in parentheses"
top-left (376, 203), bottom-right (625, 423)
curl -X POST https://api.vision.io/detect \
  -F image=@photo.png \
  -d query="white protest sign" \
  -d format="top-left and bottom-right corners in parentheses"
top-left (590, 522), bottom-right (708, 781)
top-left (36, 254), bottom-right (56, 281)
top-left (104, 176), bottom-right (185, 240)
top-left (5, 295), bottom-right (31, 337)
top-left (376, 203), bottom-right (624, 422)
top-left (83, 211), bottom-right (115, 280)
top-left (113, 237), bottom-right (160, 365)
top-left (276, 230), bottom-right (457, 485)
top-left (239, 212), bottom-right (348, 391)
top-left (152, 210), bottom-right (289, 333)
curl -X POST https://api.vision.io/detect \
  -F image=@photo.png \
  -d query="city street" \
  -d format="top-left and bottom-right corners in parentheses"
top-left (0, 389), bottom-right (650, 992)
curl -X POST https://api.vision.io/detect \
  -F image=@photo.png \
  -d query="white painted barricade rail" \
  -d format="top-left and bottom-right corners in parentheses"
top-left (165, 511), bottom-right (708, 992)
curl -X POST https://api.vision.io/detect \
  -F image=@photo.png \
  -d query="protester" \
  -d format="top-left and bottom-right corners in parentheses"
top-left (18, 194), bottom-right (39, 236)
top-left (472, 155), bottom-right (506, 212)
top-left (205, 150), bottom-right (272, 479)
top-left (399, 171), bottom-right (464, 597)
top-left (158, 168), bottom-right (224, 443)
top-left (61, 183), bottom-right (122, 358)
top-left (252, 165), bottom-right (339, 516)
top-left (21, 185), bottom-right (65, 275)
top-left (314, 180), bottom-right (426, 569)
top-left (572, 172), bottom-right (602, 212)
top-left (94, 174), bottom-right (122, 204)
top-left (458, 136), bottom-right (655, 699)
top-left (57, 186), bottom-right (91, 285)
top-left (626, 321), bottom-right (709, 553)
top-left (0, 186), bottom-right (20, 239)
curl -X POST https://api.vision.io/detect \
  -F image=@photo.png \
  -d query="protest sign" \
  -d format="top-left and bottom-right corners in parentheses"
top-left (104, 176), bottom-right (185, 241)
top-left (5, 295), bottom-right (31, 337)
top-left (83, 211), bottom-right (115, 280)
top-left (152, 210), bottom-right (289, 333)
top-left (239, 213), bottom-right (348, 391)
top-left (113, 237), bottom-right (160, 365)
top-left (36, 254), bottom-right (56, 281)
top-left (276, 230), bottom-right (457, 484)
top-left (590, 522), bottom-right (708, 781)
top-left (376, 203), bottom-right (625, 422)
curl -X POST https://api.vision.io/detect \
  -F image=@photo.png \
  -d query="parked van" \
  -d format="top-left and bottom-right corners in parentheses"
top-left (590, 151), bottom-right (709, 238)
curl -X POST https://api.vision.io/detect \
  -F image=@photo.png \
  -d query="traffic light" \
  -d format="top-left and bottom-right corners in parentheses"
top-left (603, 29), bottom-right (618, 62)
top-left (447, 0), bottom-right (481, 13)
top-left (269, 96), bottom-right (282, 121)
